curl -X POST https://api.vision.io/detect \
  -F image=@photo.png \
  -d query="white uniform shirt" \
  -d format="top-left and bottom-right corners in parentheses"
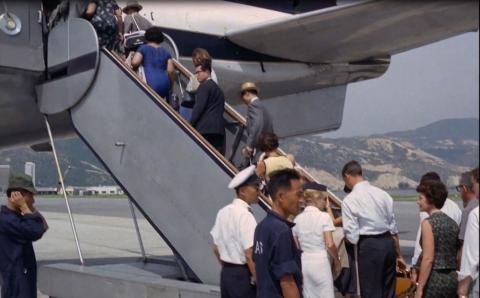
top-left (293, 206), bottom-right (335, 253)
top-left (210, 199), bottom-right (257, 264)
top-left (411, 198), bottom-right (462, 265)
top-left (458, 206), bottom-right (479, 296)
top-left (342, 181), bottom-right (398, 244)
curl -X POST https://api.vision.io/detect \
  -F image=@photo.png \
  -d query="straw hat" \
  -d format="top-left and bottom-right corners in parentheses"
top-left (240, 82), bottom-right (259, 94)
top-left (123, 0), bottom-right (143, 13)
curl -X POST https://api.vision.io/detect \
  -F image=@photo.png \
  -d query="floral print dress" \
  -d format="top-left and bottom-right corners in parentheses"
top-left (90, 0), bottom-right (120, 50)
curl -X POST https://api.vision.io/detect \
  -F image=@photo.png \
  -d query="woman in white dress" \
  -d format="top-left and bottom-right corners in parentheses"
top-left (293, 182), bottom-right (341, 298)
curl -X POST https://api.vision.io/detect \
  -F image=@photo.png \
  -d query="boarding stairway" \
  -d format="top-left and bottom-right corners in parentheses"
top-left (36, 18), bottom-right (341, 288)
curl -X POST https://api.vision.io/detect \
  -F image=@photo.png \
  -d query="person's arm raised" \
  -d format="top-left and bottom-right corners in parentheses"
top-left (167, 59), bottom-right (176, 84)
top-left (131, 52), bottom-right (143, 70)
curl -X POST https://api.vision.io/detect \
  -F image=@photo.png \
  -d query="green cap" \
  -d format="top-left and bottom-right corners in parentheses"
top-left (7, 174), bottom-right (36, 194)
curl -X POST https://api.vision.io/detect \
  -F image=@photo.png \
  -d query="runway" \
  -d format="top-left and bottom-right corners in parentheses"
top-left (2, 197), bottom-right (443, 297)
top-left (30, 197), bottom-right (426, 262)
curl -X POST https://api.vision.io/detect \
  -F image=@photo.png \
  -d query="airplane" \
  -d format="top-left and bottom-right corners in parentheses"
top-left (0, 0), bottom-right (478, 294)
top-left (1, 0), bottom-right (478, 149)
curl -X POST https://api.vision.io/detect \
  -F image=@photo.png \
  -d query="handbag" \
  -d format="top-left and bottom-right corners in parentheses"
top-left (123, 15), bottom-right (146, 51)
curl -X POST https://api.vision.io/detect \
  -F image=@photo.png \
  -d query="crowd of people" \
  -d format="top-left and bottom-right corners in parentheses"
top-left (1, 1), bottom-right (478, 298)
top-left (212, 162), bottom-right (479, 298)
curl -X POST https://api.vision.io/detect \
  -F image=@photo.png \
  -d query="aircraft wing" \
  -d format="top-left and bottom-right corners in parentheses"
top-left (227, 0), bottom-right (479, 63)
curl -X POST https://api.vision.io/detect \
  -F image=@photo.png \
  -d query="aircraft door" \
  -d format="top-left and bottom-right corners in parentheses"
top-left (36, 18), bottom-right (100, 115)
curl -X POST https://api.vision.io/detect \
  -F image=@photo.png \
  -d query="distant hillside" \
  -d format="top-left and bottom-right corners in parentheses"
top-left (0, 138), bottom-right (114, 187)
top-left (283, 118), bottom-right (479, 190)
top-left (0, 118), bottom-right (478, 189)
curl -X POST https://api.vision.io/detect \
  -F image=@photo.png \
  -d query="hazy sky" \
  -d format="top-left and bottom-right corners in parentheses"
top-left (323, 31), bottom-right (479, 138)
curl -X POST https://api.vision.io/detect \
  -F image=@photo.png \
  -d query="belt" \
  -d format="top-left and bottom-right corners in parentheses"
top-left (223, 262), bottom-right (247, 268)
top-left (359, 232), bottom-right (390, 239)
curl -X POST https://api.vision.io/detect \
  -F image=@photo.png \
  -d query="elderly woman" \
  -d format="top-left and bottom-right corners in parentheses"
top-left (131, 27), bottom-right (175, 99)
top-left (255, 132), bottom-right (295, 181)
top-left (414, 179), bottom-right (460, 298)
top-left (292, 182), bottom-right (341, 298)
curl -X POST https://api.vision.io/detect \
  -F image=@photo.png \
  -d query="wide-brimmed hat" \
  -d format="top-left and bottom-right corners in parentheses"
top-left (123, 0), bottom-right (143, 13)
top-left (7, 174), bottom-right (36, 194)
top-left (240, 82), bottom-right (259, 94)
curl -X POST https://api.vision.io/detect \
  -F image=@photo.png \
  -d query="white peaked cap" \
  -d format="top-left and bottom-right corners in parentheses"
top-left (228, 165), bottom-right (259, 189)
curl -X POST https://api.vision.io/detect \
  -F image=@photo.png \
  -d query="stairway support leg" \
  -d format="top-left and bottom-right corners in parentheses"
top-left (128, 198), bottom-right (147, 262)
top-left (174, 253), bottom-right (190, 282)
top-left (44, 116), bottom-right (84, 265)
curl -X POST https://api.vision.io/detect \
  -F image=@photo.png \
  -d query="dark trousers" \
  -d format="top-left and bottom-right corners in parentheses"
top-left (334, 242), bottom-right (357, 295)
top-left (220, 264), bottom-right (255, 298)
top-left (358, 233), bottom-right (397, 298)
top-left (203, 134), bottom-right (225, 155)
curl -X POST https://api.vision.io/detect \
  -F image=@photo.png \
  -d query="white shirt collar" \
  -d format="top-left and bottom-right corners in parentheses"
top-left (250, 97), bottom-right (259, 103)
top-left (232, 198), bottom-right (250, 209)
top-left (352, 180), bottom-right (369, 191)
top-left (304, 206), bottom-right (318, 212)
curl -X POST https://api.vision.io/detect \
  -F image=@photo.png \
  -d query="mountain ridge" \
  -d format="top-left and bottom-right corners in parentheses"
top-left (0, 118), bottom-right (478, 190)
top-left (284, 118), bottom-right (479, 190)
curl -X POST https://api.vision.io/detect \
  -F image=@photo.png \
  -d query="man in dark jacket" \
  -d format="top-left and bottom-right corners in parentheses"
top-left (0, 175), bottom-right (48, 298)
top-left (190, 61), bottom-right (226, 155)
top-left (240, 82), bottom-right (274, 162)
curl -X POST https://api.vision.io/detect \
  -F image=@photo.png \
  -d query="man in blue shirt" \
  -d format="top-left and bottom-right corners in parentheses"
top-left (253, 169), bottom-right (304, 298)
top-left (0, 175), bottom-right (48, 298)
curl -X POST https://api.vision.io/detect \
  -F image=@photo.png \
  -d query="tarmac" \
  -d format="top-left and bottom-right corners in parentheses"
top-left (0, 197), bottom-right (431, 297)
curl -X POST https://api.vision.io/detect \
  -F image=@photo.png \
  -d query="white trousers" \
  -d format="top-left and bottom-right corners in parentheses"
top-left (302, 251), bottom-right (334, 298)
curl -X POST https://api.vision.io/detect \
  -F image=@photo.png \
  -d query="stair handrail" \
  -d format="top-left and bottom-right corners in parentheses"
top-left (105, 49), bottom-right (274, 210)
top-left (171, 59), bottom-right (342, 208)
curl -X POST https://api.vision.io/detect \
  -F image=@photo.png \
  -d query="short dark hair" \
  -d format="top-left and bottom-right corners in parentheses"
top-left (472, 167), bottom-right (479, 183)
top-left (420, 172), bottom-right (441, 184)
top-left (416, 179), bottom-right (448, 209)
top-left (341, 160), bottom-right (362, 178)
top-left (267, 169), bottom-right (301, 201)
top-left (145, 27), bottom-right (165, 43)
top-left (197, 60), bottom-right (212, 73)
top-left (257, 132), bottom-right (279, 153)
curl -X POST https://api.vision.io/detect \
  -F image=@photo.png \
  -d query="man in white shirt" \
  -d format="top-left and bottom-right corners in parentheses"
top-left (210, 165), bottom-right (260, 298)
top-left (411, 172), bottom-right (462, 266)
top-left (458, 171), bottom-right (479, 242)
top-left (458, 206), bottom-right (479, 298)
top-left (341, 160), bottom-right (405, 298)
top-left (458, 168), bottom-right (480, 298)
